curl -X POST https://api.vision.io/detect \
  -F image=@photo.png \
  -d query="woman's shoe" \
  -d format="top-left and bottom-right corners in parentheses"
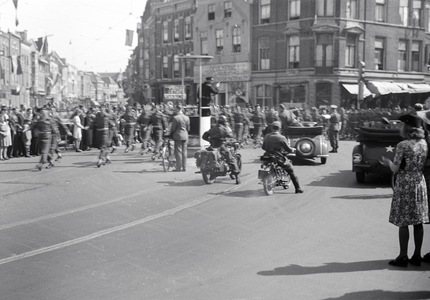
top-left (389, 256), bottom-right (408, 268)
top-left (46, 162), bottom-right (54, 169)
top-left (97, 159), bottom-right (103, 168)
top-left (36, 163), bottom-right (43, 171)
top-left (409, 255), bottom-right (422, 266)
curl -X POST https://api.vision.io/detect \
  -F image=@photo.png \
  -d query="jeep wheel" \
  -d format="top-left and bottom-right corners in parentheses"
top-left (356, 172), bottom-right (365, 183)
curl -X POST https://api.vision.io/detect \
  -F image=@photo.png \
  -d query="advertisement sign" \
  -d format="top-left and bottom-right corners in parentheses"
top-left (194, 62), bottom-right (251, 83)
top-left (163, 85), bottom-right (185, 101)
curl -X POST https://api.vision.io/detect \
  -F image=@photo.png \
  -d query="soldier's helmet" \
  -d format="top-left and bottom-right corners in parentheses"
top-left (218, 115), bottom-right (227, 125)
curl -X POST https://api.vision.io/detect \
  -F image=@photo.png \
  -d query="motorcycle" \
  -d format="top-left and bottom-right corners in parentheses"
top-left (258, 153), bottom-right (291, 195)
top-left (194, 140), bottom-right (242, 184)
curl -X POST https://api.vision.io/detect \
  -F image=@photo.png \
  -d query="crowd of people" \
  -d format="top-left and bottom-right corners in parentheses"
top-left (0, 101), bottom-right (425, 164)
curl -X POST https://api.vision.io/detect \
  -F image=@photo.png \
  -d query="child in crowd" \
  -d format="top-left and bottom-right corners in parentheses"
top-left (22, 119), bottom-right (32, 157)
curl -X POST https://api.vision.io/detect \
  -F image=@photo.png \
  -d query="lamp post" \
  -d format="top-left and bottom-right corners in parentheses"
top-left (178, 54), bottom-right (213, 148)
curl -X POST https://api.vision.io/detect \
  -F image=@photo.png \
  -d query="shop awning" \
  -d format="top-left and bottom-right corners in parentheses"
top-left (341, 83), bottom-right (373, 98)
top-left (407, 83), bottom-right (430, 93)
top-left (366, 81), bottom-right (409, 96)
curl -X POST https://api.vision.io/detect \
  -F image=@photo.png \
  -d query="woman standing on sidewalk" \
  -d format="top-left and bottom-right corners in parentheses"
top-left (380, 114), bottom-right (429, 267)
top-left (0, 115), bottom-right (11, 160)
top-left (71, 109), bottom-right (85, 152)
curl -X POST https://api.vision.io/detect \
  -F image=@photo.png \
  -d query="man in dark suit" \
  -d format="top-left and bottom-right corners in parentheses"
top-left (170, 104), bottom-right (190, 172)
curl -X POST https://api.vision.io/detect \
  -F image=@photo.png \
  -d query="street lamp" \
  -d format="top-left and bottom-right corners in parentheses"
top-left (178, 54), bottom-right (213, 148)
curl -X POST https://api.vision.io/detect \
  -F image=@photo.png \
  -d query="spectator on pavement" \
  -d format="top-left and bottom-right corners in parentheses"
top-left (380, 114), bottom-right (429, 267)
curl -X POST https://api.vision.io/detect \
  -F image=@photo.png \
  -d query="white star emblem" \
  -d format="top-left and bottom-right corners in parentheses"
top-left (386, 145), bottom-right (394, 152)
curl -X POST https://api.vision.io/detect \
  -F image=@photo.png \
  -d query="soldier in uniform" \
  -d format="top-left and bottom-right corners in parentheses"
top-left (264, 106), bottom-right (279, 135)
top-left (251, 105), bottom-right (267, 148)
top-left (149, 104), bottom-right (168, 160)
top-left (202, 115), bottom-right (240, 184)
top-left (233, 105), bottom-right (249, 146)
top-left (50, 105), bottom-right (72, 162)
top-left (120, 106), bottom-right (138, 153)
top-left (200, 76), bottom-right (220, 107)
top-left (262, 121), bottom-right (304, 193)
top-left (33, 108), bottom-right (55, 170)
top-left (137, 105), bottom-right (153, 154)
top-left (328, 105), bottom-right (341, 153)
top-left (107, 106), bottom-right (119, 153)
top-left (95, 105), bottom-right (113, 167)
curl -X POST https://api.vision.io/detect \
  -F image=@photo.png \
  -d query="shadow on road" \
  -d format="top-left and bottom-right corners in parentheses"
top-left (257, 260), bottom-right (430, 277)
top-left (158, 180), bottom-right (207, 187)
top-left (320, 290), bottom-right (430, 300)
top-left (331, 194), bottom-right (392, 200)
top-left (307, 170), bottom-right (392, 189)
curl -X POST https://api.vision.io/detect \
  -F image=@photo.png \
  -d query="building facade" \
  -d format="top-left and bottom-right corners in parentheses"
top-left (142, 0), bottom-right (196, 105)
top-left (133, 0), bottom-right (430, 110)
top-left (251, 0), bottom-right (430, 109)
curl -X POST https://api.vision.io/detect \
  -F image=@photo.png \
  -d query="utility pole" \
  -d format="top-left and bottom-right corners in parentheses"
top-left (358, 60), bottom-right (365, 109)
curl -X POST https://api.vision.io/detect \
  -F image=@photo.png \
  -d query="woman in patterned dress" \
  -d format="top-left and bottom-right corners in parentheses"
top-left (0, 115), bottom-right (12, 160)
top-left (380, 114), bottom-right (429, 267)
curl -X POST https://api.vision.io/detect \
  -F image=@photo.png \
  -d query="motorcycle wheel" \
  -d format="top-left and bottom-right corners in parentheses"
top-left (202, 171), bottom-right (216, 184)
top-left (263, 174), bottom-right (275, 195)
top-left (282, 171), bottom-right (291, 189)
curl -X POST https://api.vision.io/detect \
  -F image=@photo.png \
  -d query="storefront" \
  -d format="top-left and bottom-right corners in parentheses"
top-left (194, 62), bottom-right (251, 107)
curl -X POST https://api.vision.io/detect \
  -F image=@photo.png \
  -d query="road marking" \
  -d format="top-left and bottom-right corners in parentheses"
top-left (0, 174), bottom-right (199, 232)
top-left (0, 176), bottom-right (254, 266)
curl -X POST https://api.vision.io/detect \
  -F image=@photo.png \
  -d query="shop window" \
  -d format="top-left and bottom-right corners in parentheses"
top-left (256, 84), bottom-right (273, 107)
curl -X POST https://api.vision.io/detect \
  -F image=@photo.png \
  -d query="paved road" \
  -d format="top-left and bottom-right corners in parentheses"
top-left (0, 141), bottom-right (429, 300)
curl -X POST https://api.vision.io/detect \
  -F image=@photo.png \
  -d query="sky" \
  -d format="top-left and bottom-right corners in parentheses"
top-left (0, 0), bottom-right (148, 73)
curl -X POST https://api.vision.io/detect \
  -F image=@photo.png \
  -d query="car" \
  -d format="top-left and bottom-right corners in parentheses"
top-left (283, 122), bottom-right (329, 164)
top-left (352, 120), bottom-right (402, 183)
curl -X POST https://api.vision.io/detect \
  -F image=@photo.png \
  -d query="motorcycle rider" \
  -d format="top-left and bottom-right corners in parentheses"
top-left (202, 115), bottom-right (241, 184)
top-left (261, 121), bottom-right (304, 193)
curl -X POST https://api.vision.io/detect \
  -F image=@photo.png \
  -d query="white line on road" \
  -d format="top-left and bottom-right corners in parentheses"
top-left (0, 176), bottom-right (255, 266)
top-left (0, 174), bottom-right (199, 232)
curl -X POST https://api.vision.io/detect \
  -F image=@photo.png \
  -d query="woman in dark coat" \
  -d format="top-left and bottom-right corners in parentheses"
top-left (83, 109), bottom-right (95, 150)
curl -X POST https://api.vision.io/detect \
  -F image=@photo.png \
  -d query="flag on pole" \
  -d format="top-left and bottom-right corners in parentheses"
top-left (125, 29), bottom-right (133, 47)
top-left (13, 0), bottom-right (19, 26)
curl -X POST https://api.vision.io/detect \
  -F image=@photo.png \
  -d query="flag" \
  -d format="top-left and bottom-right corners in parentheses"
top-left (17, 56), bottom-right (22, 75)
top-left (125, 29), bottom-right (133, 47)
top-left (13, 0), bottom-right (19, 26)
top-left (10, 55), bottom-right (17, 74)
top-left (0, 61), bottom-right (3, 80)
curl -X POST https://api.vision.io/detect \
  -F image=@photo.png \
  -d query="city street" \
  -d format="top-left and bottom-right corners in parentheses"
top-left (0, 140), bottom-right (429, 300)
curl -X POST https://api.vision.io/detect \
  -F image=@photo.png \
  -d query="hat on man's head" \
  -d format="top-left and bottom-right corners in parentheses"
top-left (205, 76), bottom-right (214, 80)
top-left (417, 110), bottom-right (430, 125)
top-left (330, 105), bottom-right (338, 109)
top-left (414, 103), bottom-right (424, 111)
top-left (399, 114), bottom-right (422, 128)
top-left (272, 121), bottom-right (282, 129)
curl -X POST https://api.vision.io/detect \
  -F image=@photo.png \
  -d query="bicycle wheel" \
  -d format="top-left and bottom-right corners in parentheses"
top-left (161, 145), bottom-right (171, 172)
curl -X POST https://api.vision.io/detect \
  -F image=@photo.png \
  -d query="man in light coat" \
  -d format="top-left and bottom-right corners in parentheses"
top-left (170, 104), bottom-right (190, 172)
